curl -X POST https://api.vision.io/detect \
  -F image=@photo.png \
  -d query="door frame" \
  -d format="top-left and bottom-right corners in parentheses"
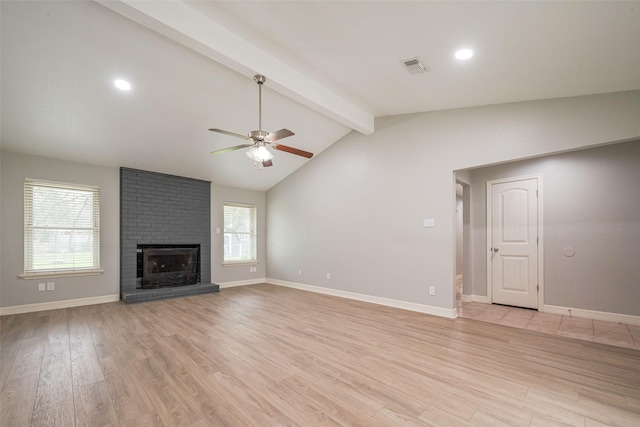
top-left (486, 174), bottom-right (544, 310)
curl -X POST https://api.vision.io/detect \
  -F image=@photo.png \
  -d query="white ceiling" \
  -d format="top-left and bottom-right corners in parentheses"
top-left (3, 1), bottom-right (640, 191)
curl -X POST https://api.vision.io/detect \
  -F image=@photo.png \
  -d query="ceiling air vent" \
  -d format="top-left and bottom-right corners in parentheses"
top-left (401, 57), bottom-right (430, 74)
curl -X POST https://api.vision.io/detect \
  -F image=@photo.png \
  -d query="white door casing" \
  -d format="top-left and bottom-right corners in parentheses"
top-left (487, 176), bottom-right (543, 309)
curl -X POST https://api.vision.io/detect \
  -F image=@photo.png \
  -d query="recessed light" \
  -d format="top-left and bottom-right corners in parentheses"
top-left (455, 49), bottom-right (474, 60)
top-left (114, 79), bottom-right (131, 91)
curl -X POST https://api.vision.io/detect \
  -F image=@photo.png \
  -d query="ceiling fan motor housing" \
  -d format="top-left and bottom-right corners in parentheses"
top-left (249, 130), bottom-right (269, 141)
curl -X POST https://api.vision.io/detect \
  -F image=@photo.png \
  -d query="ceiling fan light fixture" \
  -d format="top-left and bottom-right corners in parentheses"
top-left (246, 145), bottom-right (273, 162)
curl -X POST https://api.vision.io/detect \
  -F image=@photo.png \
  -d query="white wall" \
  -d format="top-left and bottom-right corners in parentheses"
top-left (266, 91), bottom-right (640, 313)
top-left (1, 151), bottom-right (120, 308)
top-left (469, 139), bottom-right (640, 315)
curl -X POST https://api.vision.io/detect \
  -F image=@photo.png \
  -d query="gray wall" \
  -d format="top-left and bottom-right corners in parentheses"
top-left (3, 91), bottom-right (640, 313)
top-left (0, 151), bottom-right (266, 309)
top-left (455, 172), bottom-right (473, 296)
top-left (210, 184), bottom-right (266, 284)
top-left (1, 151), bottom-right (120, 307)
top-left (469, 140), bottom-right (640, 315)
top-left (266, 91), bottom-right (640, 311)
top-left (0, 150), bottom-right (4, 305)
top-left (455, 195), bottom-right (463, 276)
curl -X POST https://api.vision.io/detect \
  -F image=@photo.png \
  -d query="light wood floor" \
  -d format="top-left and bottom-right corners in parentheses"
top-left (2, 284), bottom-right (639, 426)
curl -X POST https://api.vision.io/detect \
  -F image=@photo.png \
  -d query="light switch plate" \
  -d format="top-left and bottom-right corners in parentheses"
top-left (423, 218), bottom-right (435, 228)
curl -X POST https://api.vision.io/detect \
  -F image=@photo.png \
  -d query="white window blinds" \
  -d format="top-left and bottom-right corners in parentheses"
top-left (24, 179), bottom-right (100, 274)
top-left (223, 203), bottom-right (256, 263)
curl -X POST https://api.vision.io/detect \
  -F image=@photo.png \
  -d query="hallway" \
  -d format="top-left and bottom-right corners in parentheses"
top-left (456, 278), bottom-right (640, 351)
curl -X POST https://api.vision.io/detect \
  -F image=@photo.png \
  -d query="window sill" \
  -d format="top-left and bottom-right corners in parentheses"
top-left (19, 269), bottom-right (105, 280)
top-left (222, 261), bottom-right (259, 267)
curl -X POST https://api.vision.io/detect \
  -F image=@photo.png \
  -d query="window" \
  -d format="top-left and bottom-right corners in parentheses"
top-left (24, 179), bottom-right (100, 276)
top-left (223, 203), bottom-right (256, 264)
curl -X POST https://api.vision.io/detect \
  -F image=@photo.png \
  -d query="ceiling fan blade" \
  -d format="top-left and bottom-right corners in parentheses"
top-left (262, 159), bottom-right (273, 167)
top-left (266, 128), bottom-right (294, 142)
top-left (274, 144), bottom-right (313, 159)
top-left (210, 144), bottom-right (253, 155)
top-left (209, 128), bottom-right (250, 140)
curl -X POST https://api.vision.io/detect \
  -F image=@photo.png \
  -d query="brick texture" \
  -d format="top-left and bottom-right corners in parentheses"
top-left (120, 168), bottom-right (217, 303)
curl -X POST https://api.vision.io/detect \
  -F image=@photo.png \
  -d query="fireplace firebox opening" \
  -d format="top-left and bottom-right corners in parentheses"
top-left (136, 244), bottom-right (200, 289)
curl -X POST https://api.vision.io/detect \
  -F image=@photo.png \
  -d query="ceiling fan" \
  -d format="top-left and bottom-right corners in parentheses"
top-left (209, 74), bottom-right (313, 169)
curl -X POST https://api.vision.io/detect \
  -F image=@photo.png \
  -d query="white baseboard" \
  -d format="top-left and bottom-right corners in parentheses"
top-left (0, 294), bottom-right (120, 316)
top-left (218, 278), bottom-right (267, 289)
top-left (461, 294), bottom-right (489, 303)
top-left (472, 295), bottom-right (489, 303)
top-left (267, 278), bottom-right (457, 319)
top-left (543, 304), bottom-right (640, 326)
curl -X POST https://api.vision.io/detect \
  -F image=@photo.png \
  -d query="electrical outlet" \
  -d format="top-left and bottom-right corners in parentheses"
top-left (429, 286), bottom-right (436, 296)
top-left (298, 269), bottom-right (302, 275)
top-left (38, 282), bottom-right (46, 291)
top-left (326, 272), bottom-right (331, 280)
top-left (47, 282), bottom-right (55, 291)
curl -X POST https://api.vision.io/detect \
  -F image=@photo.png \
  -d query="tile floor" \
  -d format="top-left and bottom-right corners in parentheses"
top-left (456, 279), bottom-right (640, 351)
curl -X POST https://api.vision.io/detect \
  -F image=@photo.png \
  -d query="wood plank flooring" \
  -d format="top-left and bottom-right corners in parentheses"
top-left (1, 284), bottom-right (639, 426)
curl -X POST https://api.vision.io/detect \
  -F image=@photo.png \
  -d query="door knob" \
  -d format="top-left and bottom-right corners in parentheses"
top-left (492, 248), bottom-right (499, 253)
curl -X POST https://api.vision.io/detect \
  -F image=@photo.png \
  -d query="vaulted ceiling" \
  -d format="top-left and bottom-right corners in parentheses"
top-left (3, 1), bottom-right (639, 191)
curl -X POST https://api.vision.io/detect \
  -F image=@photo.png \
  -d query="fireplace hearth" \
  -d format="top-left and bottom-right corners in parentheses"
top-left (137, 244), bottom-right (200, 289)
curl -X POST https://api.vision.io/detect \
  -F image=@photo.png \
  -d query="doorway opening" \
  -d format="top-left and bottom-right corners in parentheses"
top-left (454, 179), bottom-right (470, 312)
top-left (453, 171), bottom-right (544, 320)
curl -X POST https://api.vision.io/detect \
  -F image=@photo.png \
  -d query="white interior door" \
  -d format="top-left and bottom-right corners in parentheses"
top-left (489, 177), bottom-right (539, 309)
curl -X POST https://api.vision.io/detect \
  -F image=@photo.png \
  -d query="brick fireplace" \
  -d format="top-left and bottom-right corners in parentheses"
top-left (120, 168), bottom-right (218, 303)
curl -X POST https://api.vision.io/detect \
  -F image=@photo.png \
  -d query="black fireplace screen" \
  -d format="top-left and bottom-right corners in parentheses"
top-left (137, 245), bottom-right (200, 289)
